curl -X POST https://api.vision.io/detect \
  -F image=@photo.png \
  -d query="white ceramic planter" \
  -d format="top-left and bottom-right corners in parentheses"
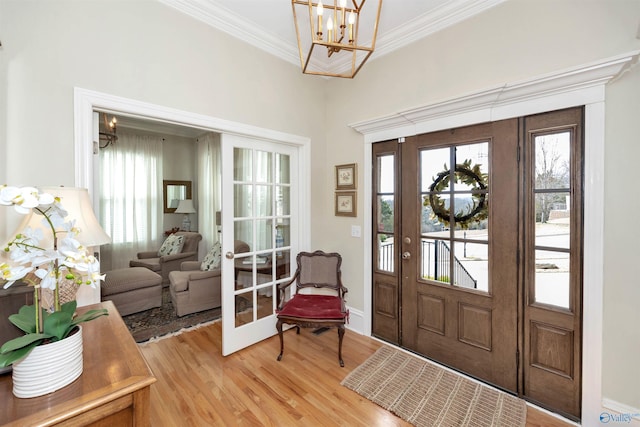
top-left (11, 326), bottom-right (83, 398)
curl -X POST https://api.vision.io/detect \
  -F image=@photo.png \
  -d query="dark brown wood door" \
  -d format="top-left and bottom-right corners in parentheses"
top-left (521, 108), bottom-right (583, 419)
top-left (399, 120), bottom-right (520, 392)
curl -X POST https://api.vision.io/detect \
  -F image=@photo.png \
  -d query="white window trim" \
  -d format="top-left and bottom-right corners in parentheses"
top-left (350, 50), bottom-right (640, 424)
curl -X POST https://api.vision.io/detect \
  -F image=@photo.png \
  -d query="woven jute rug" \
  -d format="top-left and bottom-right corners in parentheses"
top-left (341, 346), bottom-right (526, 427)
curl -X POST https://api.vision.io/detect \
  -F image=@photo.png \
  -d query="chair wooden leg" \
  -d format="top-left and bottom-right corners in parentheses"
top-left (276, 319), bottom-right (284, 361)
top-left (337, 325), bottom-right (345, 367)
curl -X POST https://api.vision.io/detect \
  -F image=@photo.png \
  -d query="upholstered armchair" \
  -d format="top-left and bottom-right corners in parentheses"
top-left (129, 232), bottom-right (202, 285)
top-left (168, 240), bottom-right (250, 317)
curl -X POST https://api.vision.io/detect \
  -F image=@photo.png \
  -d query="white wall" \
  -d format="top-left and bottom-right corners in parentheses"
top-left (0, 0), bottom-right (326, 235)
top-left (320, 0), bottom-right (640, 415)
top-left (161, 135), bottom-right (197, 231)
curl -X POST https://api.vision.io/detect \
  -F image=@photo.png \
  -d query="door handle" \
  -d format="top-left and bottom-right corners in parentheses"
top-left (225, 251), bottom-right (235, 259)
top-left (402, 251), bottom-right (411, 260)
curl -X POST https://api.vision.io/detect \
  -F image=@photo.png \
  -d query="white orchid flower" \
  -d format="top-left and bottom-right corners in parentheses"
top-left (34, 267), bottom-right (58, 290)
top-left (1, 263), bottom-right (33, 288)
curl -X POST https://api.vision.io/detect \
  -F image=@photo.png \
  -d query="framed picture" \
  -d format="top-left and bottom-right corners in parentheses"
top-left (335, 191), bottom-right (357, 217)
top-left (335, 163), bottom-right (357, 190)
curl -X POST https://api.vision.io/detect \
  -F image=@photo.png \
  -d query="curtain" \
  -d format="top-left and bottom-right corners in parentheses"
top-left (99, 131), bottom-right (163, 270)
top-left (197, 133), bottom-right (221, 257)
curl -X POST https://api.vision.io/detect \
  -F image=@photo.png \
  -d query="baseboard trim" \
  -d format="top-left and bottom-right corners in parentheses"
top-left (345, 306), bottom-right (364, 335)
top-left (601, 398), bottom-right (640, 425)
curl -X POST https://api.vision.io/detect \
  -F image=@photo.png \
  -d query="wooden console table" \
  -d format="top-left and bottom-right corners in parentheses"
top-left (0, 301), bottom-right (156, 426)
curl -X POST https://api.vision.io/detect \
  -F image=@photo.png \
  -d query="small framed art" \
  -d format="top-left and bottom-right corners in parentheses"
top-left (335, 191), bottom-right (357, 217)
top-left (335, 163), bottom-right (357, 190)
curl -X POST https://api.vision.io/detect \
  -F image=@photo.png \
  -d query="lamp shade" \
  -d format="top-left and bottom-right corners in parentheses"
top-left (175, 199), bottom-right (196, 214)
top-left (14, 187), bottom-right (111, 247)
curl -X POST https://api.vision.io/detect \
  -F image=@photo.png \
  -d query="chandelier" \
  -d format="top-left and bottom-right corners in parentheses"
top-left (99, 113), bottom-right (118, 149)
top-left (291, 0), bottom-right (382, 78)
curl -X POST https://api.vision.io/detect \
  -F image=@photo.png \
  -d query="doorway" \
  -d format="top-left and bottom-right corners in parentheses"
top-left (372, 107), bottom-right (583, 420)
top-left (74, 88), bottom-right (311, 354)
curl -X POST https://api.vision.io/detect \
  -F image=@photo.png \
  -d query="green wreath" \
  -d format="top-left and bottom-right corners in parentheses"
top-left (423, 159), bottom-right (488, 229)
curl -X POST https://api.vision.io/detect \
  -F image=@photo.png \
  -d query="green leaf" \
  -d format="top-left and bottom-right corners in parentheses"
top-left (0, 333), bottom-right (50, 354)
top-left (71, 309), bottom-right (108, 328)
top-left (8, 312), bottom-right (36, 334)
top-left (61, 300), bottom-right (77, 316)
top-left (43, 311), bottom-right (73, 341)
top-left (0, 342), bottom-right (40, 367)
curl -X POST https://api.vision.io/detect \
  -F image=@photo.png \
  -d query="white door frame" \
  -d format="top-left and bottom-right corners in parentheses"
top-left (350, 51), bottom-right (639, 424)
top-left (72, 87), bottom-right (311, 315)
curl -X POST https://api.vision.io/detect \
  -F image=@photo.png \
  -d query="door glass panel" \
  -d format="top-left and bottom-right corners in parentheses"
top-left (256, 184), bottom-right (272, 217)
top-left (534, 249), bottom-right (570, 309)
top-left (235, 291), bottom-right (253, 327)
top-left (453, 241), bottom-right (488, 291)
top-left (422, 203), bottom-right (447, 234)
top-left (421, 147), bottom-right (451, 193)
top-left (256, 284), bottom-right (273, 320)
top-left (255, 150), bottom-right (273, 183)
top-left (533, 130), bottom-right (572, 309)
top-left (255, 218), bottom-right (273, 252)
top-left (233, 148), bottom-right (252, 181)
top-left (420, 238), bottom-right (451, 284)
top-left (276, 153), bottom-right (290, 184)
top-left (234, 184), bottom-right (252, 218)
top-left (535, 192), bottom-right (570, 249)
top-left (234, 220), bottom-right (252, 246)
top-left (376, 154), bottom-right (395, 273)
top-left (421, 142), bottom-right (489, 292)
top-left (276, 186), bottom-right (290, 216)
top-left (534, 132), bottom-right (570, 189)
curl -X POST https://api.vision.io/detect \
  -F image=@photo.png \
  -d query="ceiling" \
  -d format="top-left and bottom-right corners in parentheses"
top-left (106, 0), bottom-right (507, 137)
top-left (159, 0), bottom-right (506, 73)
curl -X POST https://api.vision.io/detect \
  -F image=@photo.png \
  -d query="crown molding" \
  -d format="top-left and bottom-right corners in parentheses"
top-left (374, 0), bottom-right (506, 59)
top-left (158, 0), bottom-right (300, 66)
top-left (349, 51), bottom-right (640, 140)
top-left (158, 0), bottom-right (506, 75)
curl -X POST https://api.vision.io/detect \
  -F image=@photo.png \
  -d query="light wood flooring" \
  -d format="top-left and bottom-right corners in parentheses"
top-left (139, 322), bottom-right (575, 426)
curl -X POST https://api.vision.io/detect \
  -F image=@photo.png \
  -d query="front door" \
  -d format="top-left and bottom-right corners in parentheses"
top-left (402, 120), bottom-right (519, 392)
top-left (221, 134), bottom-right (296, 355)
top-left (372, 108), bottom-right (583, 419)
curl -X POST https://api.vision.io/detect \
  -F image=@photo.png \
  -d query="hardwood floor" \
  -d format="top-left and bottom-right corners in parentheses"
top-left (139, 322), bottom-right (575, 426)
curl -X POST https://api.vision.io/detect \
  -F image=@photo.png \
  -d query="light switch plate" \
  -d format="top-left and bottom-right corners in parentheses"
top-left (351, 225), bottom-right (361, 238)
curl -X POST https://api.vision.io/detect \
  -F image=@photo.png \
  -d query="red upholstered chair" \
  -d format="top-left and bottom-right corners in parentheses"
top-left (276, 251), bottom-right (349, 367)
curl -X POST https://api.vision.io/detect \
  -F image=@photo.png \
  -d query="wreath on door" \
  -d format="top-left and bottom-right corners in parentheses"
top-left (423, 159), bottom-right (488, 229)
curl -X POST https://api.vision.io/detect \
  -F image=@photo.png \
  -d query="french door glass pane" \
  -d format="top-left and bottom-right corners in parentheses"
top-left (256, 184), bottom-right (272, 217)
top-left (276, 153), bottom-right (290, 184)
top-left (235, 292), bottom-right (253, 327)
top-left (276, 186), bottom-right (290, 216)
top-left (255, 150), bottom-right (273, 183)
top-left (234, 220), bottom-right (252, 246)
top-left (420, 238), bottom-right (450, 284)
top-left (233, 148), bottom-right (252, 181)
top-left (534, 249), bottom-right (570, 309)
top-left (234, 184), bottom-right (252, 217)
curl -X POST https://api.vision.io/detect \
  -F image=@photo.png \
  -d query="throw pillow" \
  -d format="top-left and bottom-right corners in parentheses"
top-left (201, 242), bottom-right (222, 271)
top-left (157, 234), bottom-right (185, 257)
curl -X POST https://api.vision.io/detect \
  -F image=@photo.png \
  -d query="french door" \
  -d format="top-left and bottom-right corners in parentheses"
top-left (221, 134), bottom-right (297, 356)
top-left (372, 107), bottom-right (583, 419)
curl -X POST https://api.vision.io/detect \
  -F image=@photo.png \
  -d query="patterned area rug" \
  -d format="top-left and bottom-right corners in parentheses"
top-left (122, 288), bottom-right (221, 343)
top-left (341, 346), bottom-right (526, 427)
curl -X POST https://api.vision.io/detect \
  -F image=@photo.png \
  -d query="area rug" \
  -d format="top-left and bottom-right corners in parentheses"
top-left (341, 346), bottom-right (526, 427)
top-left (122, 288), bottom-right (221, 343)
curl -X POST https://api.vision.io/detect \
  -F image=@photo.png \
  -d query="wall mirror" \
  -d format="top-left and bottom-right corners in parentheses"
top-left (163, 180), bottom-right (192, 213)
